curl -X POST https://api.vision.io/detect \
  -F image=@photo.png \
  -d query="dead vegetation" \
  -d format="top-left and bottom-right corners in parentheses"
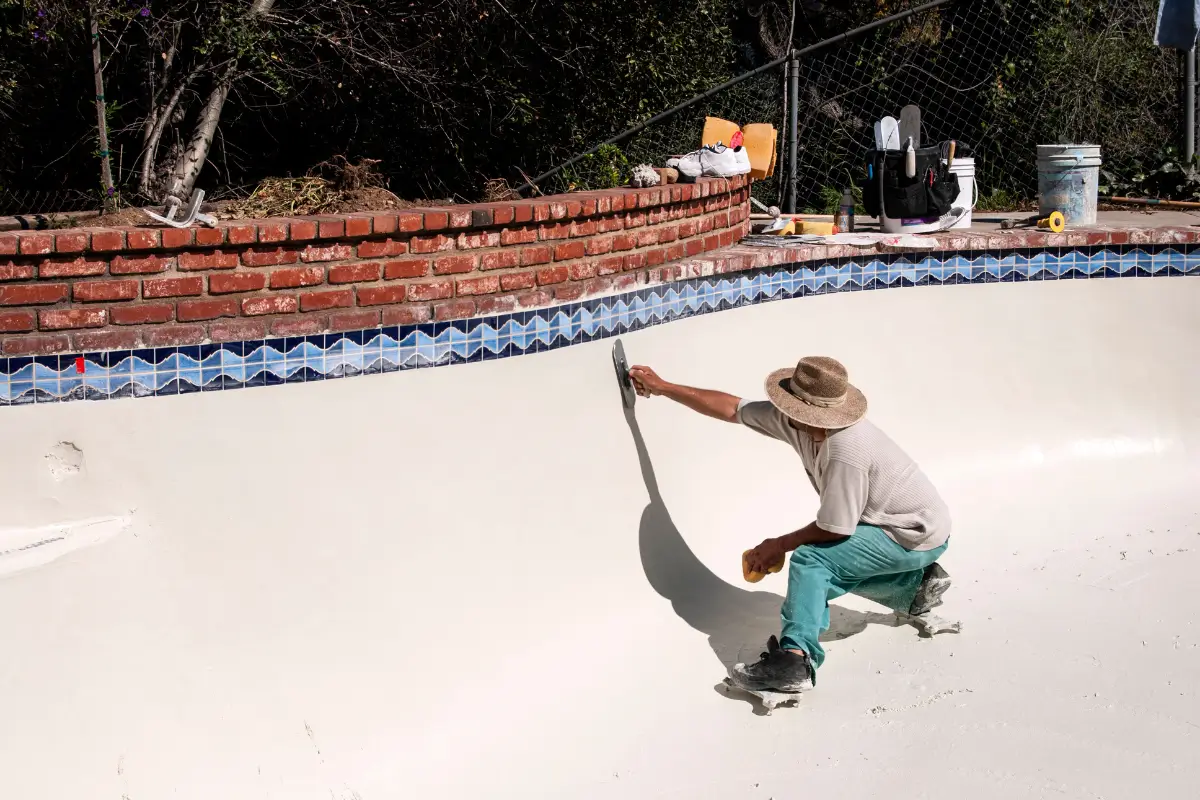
top-left (219, 156), bottom-right (420, 219)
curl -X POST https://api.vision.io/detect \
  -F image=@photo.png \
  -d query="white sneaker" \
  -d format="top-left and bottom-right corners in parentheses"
top-left (668, 150), bottom-right (705, 180)
top-left (699, 143), bottom-right (751, 177)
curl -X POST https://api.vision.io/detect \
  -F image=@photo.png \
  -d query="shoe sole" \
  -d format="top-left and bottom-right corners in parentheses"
top-left (910, 563), bottom-right (951, 615)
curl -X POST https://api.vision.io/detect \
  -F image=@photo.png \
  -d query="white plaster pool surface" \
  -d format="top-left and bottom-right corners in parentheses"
top-left (0, 278), bottom-right (1197, 799)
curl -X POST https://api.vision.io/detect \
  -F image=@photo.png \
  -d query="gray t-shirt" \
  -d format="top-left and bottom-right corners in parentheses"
top-left (737, 400), bottom-right (951, 551)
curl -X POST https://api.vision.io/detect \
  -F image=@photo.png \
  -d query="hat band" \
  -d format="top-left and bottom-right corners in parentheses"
top-left (789, 377), bottom-right (847, 408)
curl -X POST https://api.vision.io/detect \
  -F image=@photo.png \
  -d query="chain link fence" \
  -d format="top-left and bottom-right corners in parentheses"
top-left (528, 0), bottom-right (1181, 213)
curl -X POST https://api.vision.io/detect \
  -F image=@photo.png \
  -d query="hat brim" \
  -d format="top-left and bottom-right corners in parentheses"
top-left (764, 368), bottom-right (867, 430)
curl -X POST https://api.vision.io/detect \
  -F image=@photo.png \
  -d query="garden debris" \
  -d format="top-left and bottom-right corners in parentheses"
top-left (220, 156), bottom-right (412, 220)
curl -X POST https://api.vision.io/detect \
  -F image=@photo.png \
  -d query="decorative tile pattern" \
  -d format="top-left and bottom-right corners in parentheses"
top-left (2, 245), bottom-right (1196, 406)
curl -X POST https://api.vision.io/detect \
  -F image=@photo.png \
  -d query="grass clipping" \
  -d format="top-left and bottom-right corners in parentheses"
top-left (220, 157), bottom-right (408, 220)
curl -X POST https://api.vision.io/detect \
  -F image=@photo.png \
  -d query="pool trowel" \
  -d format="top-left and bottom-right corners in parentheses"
top-left (612, 339), bottom-right (636, 409)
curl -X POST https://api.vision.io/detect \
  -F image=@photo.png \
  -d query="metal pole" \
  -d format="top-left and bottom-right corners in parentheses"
top-left (787, 52), bottom-right (800, 214)
top-left (514, 0), bottom-right (957, 195)
top-left (1186, 47), bottom-right (1196, 163)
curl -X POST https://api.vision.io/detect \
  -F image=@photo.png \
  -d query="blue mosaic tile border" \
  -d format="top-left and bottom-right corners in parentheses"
top-left (2, 244), bottom-right (1196, 406)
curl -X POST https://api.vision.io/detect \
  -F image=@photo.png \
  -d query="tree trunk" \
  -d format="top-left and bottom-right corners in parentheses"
top-left (88, 3), bottom-right (117, 213)
top-left (164, 0), bottom-right (277, 200)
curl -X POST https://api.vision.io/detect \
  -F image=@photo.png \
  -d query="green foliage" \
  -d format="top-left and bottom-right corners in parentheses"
top-left (560, 144), bottom-right (630, 192)
top-left (1099, 147), bottom-right (1200, 200)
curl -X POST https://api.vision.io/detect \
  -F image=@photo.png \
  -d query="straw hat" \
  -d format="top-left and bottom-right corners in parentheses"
top-left (764, 356), bottom-right (867, 430)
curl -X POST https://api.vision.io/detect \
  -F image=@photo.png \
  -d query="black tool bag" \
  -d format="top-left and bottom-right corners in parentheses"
top-left (860, 144), bottom-right (958, 221)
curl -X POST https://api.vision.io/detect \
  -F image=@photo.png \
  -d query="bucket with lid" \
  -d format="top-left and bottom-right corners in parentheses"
top-left (1037, 144), bottom-right (1101, 226)
top-left (946, 157), bottom-right (977, 229)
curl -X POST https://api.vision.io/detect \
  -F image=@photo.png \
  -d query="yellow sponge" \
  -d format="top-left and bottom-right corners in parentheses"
top-left (742, 549), bottom-right (786, 583)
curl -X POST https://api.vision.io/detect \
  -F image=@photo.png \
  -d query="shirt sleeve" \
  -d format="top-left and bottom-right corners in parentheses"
top-left (815, 459), bottom-right (869, 535)
top-left (736, 399), bottom-right (793, 441)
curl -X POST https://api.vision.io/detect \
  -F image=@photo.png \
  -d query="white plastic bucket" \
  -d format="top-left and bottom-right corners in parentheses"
top-left (947, 157), bottom-right (977, 229)
top-left (1037, 144), bottom-right (1101, 226)
top-left (879, 158), bottom-right (976, 234)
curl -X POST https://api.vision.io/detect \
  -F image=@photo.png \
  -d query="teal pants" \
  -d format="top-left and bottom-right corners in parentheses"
top-left (780, 524), bottom-right (947, 672)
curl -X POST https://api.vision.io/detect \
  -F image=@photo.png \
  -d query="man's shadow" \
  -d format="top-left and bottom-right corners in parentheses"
top-left (625, 405), bottom-right (901, 671)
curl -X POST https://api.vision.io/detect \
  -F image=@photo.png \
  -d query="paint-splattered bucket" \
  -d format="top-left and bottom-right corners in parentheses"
top-left (1037, 144), bottom-right (1101, 226)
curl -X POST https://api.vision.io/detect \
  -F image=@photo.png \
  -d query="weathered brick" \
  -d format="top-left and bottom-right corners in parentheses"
top-left (455, 275), bottom-right (500, 296)
top-left (407, 280), bottom-right (453, 302)
top-left (209, 272), bottom-right (267, 294)
top-left (143, 276), bottom-right (204, 298)
top-left (410, 234), bottom-right (454, 254)
top-left (500, 227), bottom-right (538, 246)
top-left (290, 220), bottom-right (317, 241)
top-left (270, 316), bottom-right (326, 337)
top-left (518, 289), bottom-right (553, 308)
top-left (371, 214), bottom-right (397, 235)
top-left (698, 215), bottom-right (715, 234)
top-left (569, 262), bottom-right (597, 281)
top-left (383, 259), bottom-right (429, 279)
top-left (72, 329), bottom-right (140, 351)
top-left (448, 209), bottom-right (472, 228)
top-left (539, 222), bottom-right (572, 241)
top-left (55, 232), bottom-right (89, 253)
top-left (269, 266), bottom-right (324, 288)
top-left (512, 204), bottom-right (534, 224)
top-left (584, 276), bottom-right (615, 296)
top-left (685, 238), bottom-right (704, 256)
top-left (500, 271), bottom-right (537, 291)
top-left (471, 208), bottom-right (494, 228)
top-left (566, 200), bottom-right (584, 217)
top-left (597, 216), bottom-right (624, 234)
top-left (111, 303), bottom-right (173, 325)
top-left (0, 310), bottom-right (34, 332)
top-left (300, 244), bottom-right (354, 263)
top-left (657, 225), bottom-right (680, 243)
top-left (257, 222), bottom-right (289, 243)
top-left (703, 233), bottom-right (721, 251)
top-left (358, 239), bottom-right (407, 258)
top-left (356, 285), bottom-right (408, 306)
top-left (179, 250), bottom-right (238, 271)
top-left (646, 248), bottom-right (667, 267)
top-left (492, 206), bottom-right (515, 226)
top-left (612, 234), bottom-right (635, 252)
top-left (3, 334), bottom-right (70, 356)
top-left (554, 241), bottom-right (586, 261)
top-left (40, 257), bottom-right (106, 278)
top-left (434, 298), bottom-right (476, 321)
top-left (244, 247), bottom-right (300, 268)
top-left (625, 252), bottom-right (648, 270)
top-left (162, 228), bottom-right (195, 248)
top-left (549, 202), bottom-right (568, 220)
top-left (397, 212), bottom-right (423, 233)
top-left (300, 288), bottom-right (353, 312)
top-left (555, 283), bottom-right (586, 302)
top-left (520, 245), bottom-right (553, 266)
top-left (329, 263), bottom-right (381, 284)
top-left (39, 308), bottom-right (106, 330)
top-left (194, 227), bottom-right (226, 246)
top-left (597, 256), bottom-right (625, 275)
top-left (477, 294), bottom-right (518, 315)
top-left (456, 231), bottom-right (501, 249)
top-left (570, 220), bottom-right (597, 237)
top-left (143, 325), bottom-right (206, 347)
top-left (382, 305), bottom-right (432, 325)
top-left (0, 283), bottom-right (67, 305)
top-left (18, 233), bottom-right (54, 255)
top-left (223, 224), bottom-right (255, 246)
top-left (73, 280), bottom-right (138, 303)
top-left (209, 318), bottom-right (270, 342)
top-left (242, 295), bottom-right (298, 316)
top-left (422, 211), bottom-right (449, 231)
top-left (537, 266), bottom-right (569, 285)
top-left (636, 229), bottom-right (659, 248)
top-left (433, 254), bottom-right (478, 275)
top-left (179, 298), bottom-right (240, 321)
top-left (480, 250), bottom-right (520, 271)
top-left (329, 309), bottom-right (380, 330)
top-left (0, 262), bottom-right (34, 281)
top-left (666, 243), bottom-right (685, 261)
top-left (317, 218), bottom-right (345, 239)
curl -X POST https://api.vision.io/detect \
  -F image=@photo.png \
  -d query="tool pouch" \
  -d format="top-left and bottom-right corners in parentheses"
top-left (860, 144), bottom-right (958, 220)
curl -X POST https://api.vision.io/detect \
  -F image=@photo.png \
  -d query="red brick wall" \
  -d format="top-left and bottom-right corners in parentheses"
top-left (0, 177), bottom-right (751, 356)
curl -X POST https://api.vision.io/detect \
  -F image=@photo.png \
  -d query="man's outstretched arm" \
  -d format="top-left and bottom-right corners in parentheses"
top-left (745, 522), bottom-right (849, 575)
top-left (628, 365), bottom-right (741, 423)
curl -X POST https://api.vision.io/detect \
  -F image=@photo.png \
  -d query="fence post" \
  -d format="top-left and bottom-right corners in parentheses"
top-left (787, 50), bottom-right (800, 214)
top-left (1187, 47), bottom-right (1196, 163)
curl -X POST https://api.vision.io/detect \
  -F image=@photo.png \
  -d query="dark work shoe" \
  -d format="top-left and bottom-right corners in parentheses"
top-left (909, 562), bottom-right (951, 616)
top-left (727, 635), bottom-right (814, 693)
